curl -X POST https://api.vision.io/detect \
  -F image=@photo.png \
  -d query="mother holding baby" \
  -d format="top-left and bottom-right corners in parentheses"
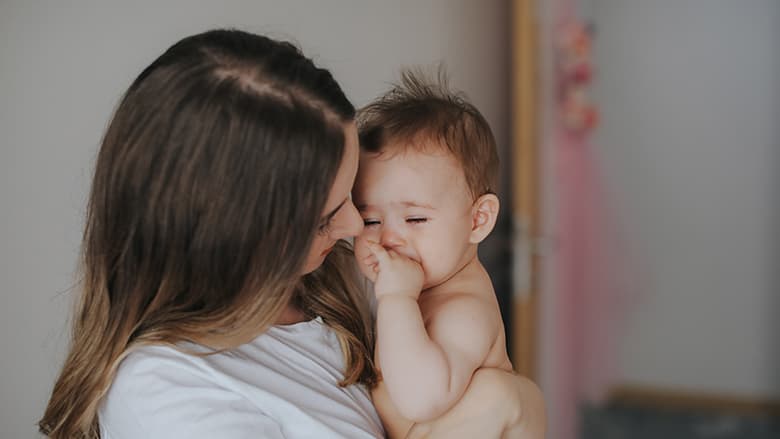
top-left (39, 29), bottom-right (545, 439)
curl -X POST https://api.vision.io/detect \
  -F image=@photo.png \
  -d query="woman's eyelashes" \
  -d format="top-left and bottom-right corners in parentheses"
top-left (317, 218), bottom-right (334, 235)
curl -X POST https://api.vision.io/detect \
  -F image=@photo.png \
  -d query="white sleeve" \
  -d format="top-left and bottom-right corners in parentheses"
top-left (99, 351), bottom-right (285, 439)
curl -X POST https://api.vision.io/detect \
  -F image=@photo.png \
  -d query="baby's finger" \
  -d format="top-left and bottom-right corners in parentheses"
top-left (363, 255), bottom-right (378, 267)
top-left (365, 241), bottom-right (391, 265)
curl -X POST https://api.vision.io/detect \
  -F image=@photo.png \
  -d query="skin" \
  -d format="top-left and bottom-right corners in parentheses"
top-left (278, 129), bottom-right (545, 438)
top-left (277, 121), bottom-right (363, 325)
top-left (352, 142), bottom-right (538, 438)
top-left (353, 148), bottom-right (477, 290)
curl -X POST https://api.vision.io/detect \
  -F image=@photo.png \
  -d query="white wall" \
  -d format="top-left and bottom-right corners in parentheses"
top-left (591, 0), bottom-right (780, 398)
top-left (0, 1), bottom-right (509, 436)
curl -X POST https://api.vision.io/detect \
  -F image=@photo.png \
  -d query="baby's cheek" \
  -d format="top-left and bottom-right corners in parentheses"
top-left (353, 233), bottom-right (375, 263)
top-left (356, 227), bottom-right (377, 244)
top-left (352, 238), bottom-right (376, 280)
top-left (354, 239), bottom-right (369, 261)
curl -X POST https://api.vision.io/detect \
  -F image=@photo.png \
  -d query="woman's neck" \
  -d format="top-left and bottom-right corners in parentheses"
top-left (275, 304), bottom-right (307, 325)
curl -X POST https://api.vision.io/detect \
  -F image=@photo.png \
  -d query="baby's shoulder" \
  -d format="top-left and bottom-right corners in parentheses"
top-left (422, 287), bottom-right (500, 330)
top-left (420, 289), bottom-right (504, 361)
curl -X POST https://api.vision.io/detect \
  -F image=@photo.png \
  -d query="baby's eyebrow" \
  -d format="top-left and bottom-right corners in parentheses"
top-left (356, 201), bottom-right (436, 211)
top-left (401, 201), bottom-right (436, 210)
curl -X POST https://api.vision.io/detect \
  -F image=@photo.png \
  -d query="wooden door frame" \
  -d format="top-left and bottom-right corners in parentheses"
top-left (510, 0), bottom-right (540, 380)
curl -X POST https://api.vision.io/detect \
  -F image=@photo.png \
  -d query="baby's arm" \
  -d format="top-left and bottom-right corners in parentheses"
top-left (364, 242), bottom-right (499, 422)
top-left (377, 293), bottom-right (497, 421)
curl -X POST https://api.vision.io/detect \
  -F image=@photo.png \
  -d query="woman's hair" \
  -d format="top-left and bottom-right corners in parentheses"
top-left (40, 29), bottom-right (377, 439)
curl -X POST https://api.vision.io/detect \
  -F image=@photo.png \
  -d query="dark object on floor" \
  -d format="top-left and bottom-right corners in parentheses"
top-left (581, 403), bottom-right (780, 439)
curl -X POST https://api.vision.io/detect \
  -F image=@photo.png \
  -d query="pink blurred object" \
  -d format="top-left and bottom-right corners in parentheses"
top-left (540, 3), bottom-right (629, 439)
top-left (556, 20), bottom-right (599, 135)
top-left (550, 131), bottom-right (624, 439)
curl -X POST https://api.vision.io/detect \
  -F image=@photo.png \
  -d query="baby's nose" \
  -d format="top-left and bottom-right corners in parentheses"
top-left (380, 226), bottom-right (406, 249)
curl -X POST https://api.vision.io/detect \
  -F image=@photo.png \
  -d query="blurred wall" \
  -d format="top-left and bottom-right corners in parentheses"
top-left (0, 1), bottom-right (510, 437)
top-left (590, 0), bottom-right (779, 398)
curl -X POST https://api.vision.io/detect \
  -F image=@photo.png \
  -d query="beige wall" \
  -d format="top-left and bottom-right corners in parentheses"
top-left (590, 0), bottom-right (780, 398)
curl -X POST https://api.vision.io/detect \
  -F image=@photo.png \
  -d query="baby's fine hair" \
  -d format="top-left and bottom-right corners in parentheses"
top-left (357, 67), bottom-right (499, 199)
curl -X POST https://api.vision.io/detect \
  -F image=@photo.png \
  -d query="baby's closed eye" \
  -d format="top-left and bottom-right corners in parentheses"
top-left (361, 217), bottom-right (430, 227)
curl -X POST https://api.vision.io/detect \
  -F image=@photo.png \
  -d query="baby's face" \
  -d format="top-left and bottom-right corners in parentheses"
top-left (352, 145), bottom-right (476, 290)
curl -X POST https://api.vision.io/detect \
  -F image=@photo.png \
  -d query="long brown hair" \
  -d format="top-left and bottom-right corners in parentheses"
top-left (40, 29), bottom-right (376, 438)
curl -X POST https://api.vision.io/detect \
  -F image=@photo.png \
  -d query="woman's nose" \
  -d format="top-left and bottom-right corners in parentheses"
top-left (330, 200), bottom-right (364, 239)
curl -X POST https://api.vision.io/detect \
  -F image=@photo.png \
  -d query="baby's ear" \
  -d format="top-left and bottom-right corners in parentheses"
top-left (469, 193), bottom-right (500, 244)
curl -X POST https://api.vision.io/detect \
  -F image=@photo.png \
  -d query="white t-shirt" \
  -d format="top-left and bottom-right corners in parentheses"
top-left (99, 317), bottom-right (384, 438)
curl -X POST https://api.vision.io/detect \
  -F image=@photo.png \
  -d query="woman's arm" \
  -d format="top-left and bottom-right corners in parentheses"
top-left (407, 368), bottom-right (547, 439)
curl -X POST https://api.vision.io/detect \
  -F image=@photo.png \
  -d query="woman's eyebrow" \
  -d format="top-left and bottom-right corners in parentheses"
top-left (320, 198), bottom-right (348, 223)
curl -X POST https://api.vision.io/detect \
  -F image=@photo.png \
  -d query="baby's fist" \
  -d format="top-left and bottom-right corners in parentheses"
top-left (364, 241), bottom-right (424, 301)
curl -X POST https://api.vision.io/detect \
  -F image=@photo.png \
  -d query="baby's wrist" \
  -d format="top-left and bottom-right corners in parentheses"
top-left (376, 293), bottom-right (419, 305)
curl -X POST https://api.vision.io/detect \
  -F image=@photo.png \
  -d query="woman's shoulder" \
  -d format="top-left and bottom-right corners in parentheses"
top-left (99, 343), bottom-right (281, 438)
top-left (101, 345), bottom-right (220, 416)
top-left (101, 320), bottom-right (341, 419)
top-left (103, 343), bottom-right (211, 402)
top-left (99, 324), bottom-right (382, 439)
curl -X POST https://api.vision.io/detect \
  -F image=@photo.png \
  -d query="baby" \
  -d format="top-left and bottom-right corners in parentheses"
top-left (353, 70), bottom-right (519, 438)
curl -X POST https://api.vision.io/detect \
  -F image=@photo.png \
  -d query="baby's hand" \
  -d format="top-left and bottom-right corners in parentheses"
top-left (362, 240), bottom-right (424, 301)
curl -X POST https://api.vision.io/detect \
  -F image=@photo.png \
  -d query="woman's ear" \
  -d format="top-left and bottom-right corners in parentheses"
top-left (469, 193), bottom-right (500, 244)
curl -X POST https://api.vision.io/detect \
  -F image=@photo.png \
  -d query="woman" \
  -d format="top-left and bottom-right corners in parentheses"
top-left (39, 29), bottom-right (543, 438)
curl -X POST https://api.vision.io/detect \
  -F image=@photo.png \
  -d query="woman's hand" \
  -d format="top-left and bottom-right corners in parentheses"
top-left (360, 240), bottom-right (424, 301)
top-left (404, 369), bottom-right (547, 439)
